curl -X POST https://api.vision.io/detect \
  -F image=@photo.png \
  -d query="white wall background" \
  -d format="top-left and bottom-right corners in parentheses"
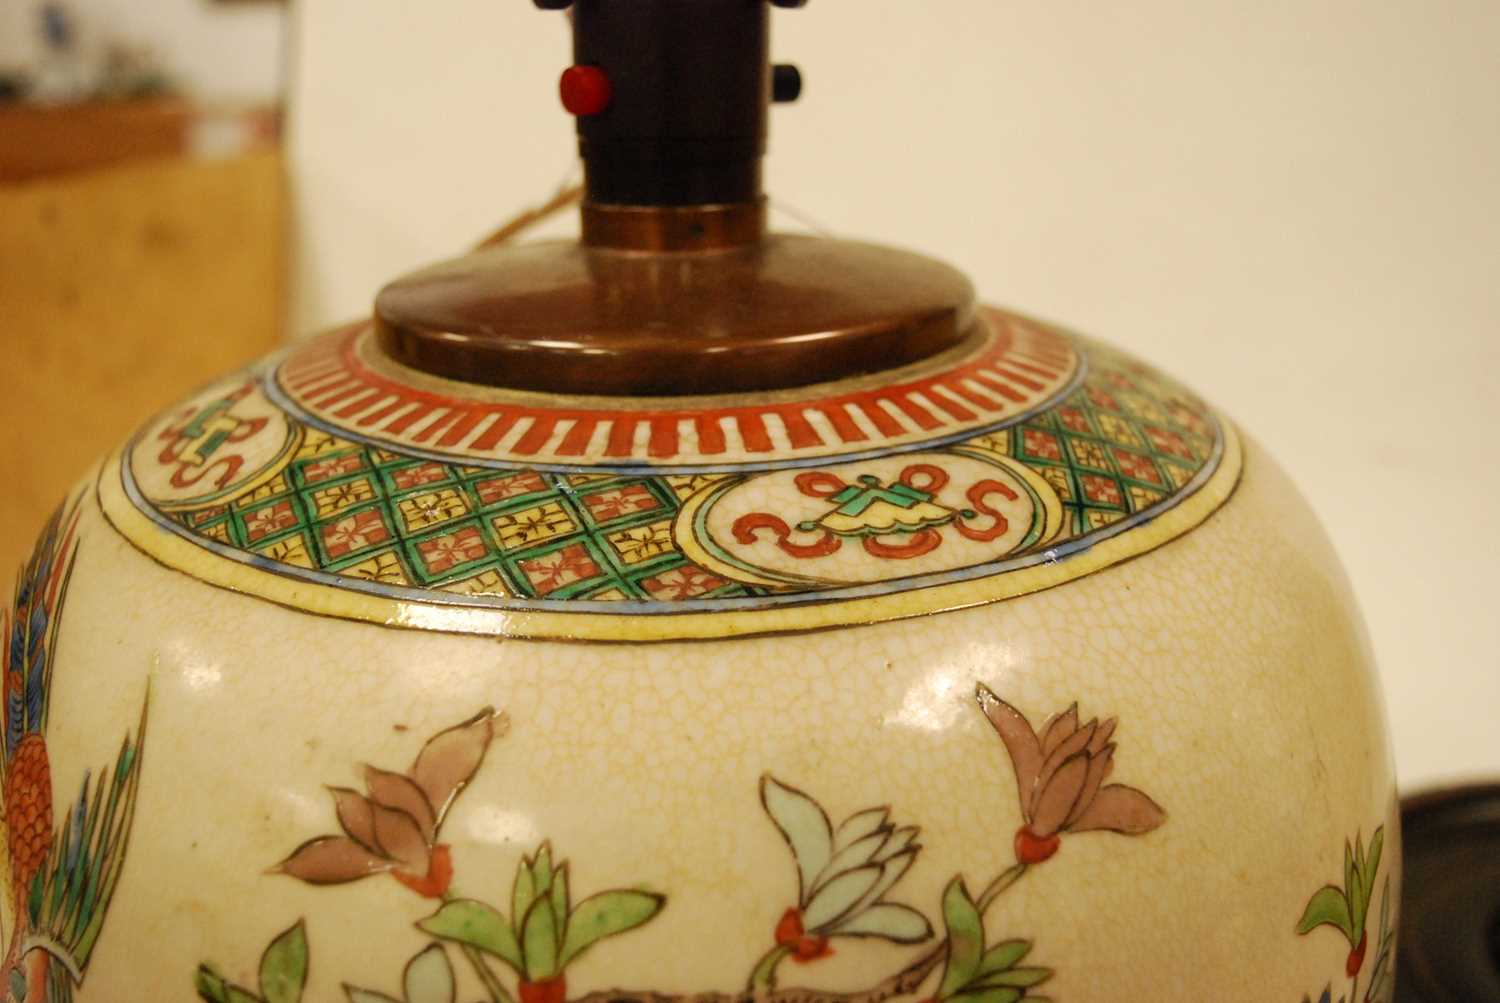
top-left (287, 0), bottom-right (1499, 789)
top-left (0, 0), bottom-right (284, 101)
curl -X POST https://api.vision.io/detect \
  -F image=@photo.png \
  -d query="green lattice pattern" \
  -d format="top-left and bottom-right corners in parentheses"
top-left (173, 437), bottom-right (765, 602)
top-left (166, 351), bottom-right (1217, 600)
top-left (1008, 352), bottom-right (1217, 538)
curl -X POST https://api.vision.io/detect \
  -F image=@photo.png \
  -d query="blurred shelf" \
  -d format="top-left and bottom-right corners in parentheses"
top-left (0, 98), bottom-right (280, 182)
top-left (0, 98), bottom-right (194, 182)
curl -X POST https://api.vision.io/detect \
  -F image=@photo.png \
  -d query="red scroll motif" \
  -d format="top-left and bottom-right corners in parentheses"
top-left (154, 381), bottom-right (270, 492)
top-left (956, 480), bottom-right (1019, 543)
top-left (729, 460), bottom-right (1025, 565)
top-left (793, 472), bottom-right (848, 498)
top-left (898, 464), bottom-right (949, 494)
top-left (862, 530), bottom-right (944, 559)
top-left (732, 514), bottom-right (843, 559)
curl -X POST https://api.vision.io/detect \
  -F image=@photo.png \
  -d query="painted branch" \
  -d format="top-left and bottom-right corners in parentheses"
top-left (570, 942), bottom-right (945, 1003)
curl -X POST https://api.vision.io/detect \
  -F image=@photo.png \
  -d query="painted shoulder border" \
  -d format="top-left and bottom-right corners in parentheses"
top-left (97, 310), bottom-right (1242, 641)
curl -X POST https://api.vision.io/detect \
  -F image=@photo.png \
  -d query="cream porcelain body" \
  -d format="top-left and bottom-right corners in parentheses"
top-left (3, 309), bottom-right (1397, 1003)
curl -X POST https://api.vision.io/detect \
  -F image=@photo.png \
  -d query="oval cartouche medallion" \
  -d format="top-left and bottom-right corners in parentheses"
top-left (97, 308), bottom-right (1240, 641)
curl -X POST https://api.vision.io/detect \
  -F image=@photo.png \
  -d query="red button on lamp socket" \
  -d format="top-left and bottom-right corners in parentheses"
top-left (560, 65), bottom-right (612, 117)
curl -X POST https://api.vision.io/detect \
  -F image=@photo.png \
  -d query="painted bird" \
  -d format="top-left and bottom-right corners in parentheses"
top-left (0, 500), bottom-right (147, 1003)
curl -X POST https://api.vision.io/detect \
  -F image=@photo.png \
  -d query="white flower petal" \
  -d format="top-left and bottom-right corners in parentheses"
top-left (833, 903), bottom-right (933, 943)
top-left (403, 945), bottom-right (455, 1003)
top-left (862, 847), bottom-right (919, 911)
top-left (803, 865), bottom-right (882, 931)
top-left (761, 776), bottom-right (834, 906)
top-left (834, 806), bottom-right (890, 850)
top-left (817, 830), bottom-right (890, 889)
top-left (874, 826), bottom-right (919, 864)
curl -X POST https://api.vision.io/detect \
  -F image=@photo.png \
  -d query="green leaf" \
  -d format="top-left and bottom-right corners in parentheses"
top-left (418, 900), bottom-right (524, 973)
top-left (1350, 833), bottom-right (1368, 940)
top-left (833, 903), bottom-right (933, 943)
top-left (1378, 874), bottom-right (1392, 939)
top-left (761, 776), bottom-right (834, 906)
top-left (977, 940), bottom-right (1031, 977)
top-left (1366, 947), bottom-right (1391, 1000)
top-left (344, 990), bottom-right (399, 1003)
top-left (938, 878), bottom-right (984, 999)
top-left (522, 896), bottom-right (560, 980)
top-left (550, 863), bottom-right (570, 941)
top-left (975, 967), bottom-right (1052, 990)
top-left (403, 944), bottom-right (456, 1003)
top-left (951, 989), bottom-right (1021, 1003)
top-left (1296, 886), bottom-right (1354, 943)
top-left (1369, 882), bottom-right (1396, 994)
top-left (259, 921), bottom-right (309, 1003)
top-left (1364, 827), bottom-right (1385, 910)
top-left (559, 889), bottom-right (665, 967)
top-left (195, 967), bottom-right (233, 1003)
top-left (532, 844), bottom-right (554, 899)
top-left (229, 990), bottom-right (263, 1003)
top-left (27, 868), bottom-right (42, 927)
top-left (513, 859), bottom-right (537, 940)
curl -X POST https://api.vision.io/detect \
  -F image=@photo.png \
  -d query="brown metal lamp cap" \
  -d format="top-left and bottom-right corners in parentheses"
top-left (376, 233), bottom-right (976, 397)
top-left (374, 0), bottom-right (979, 397)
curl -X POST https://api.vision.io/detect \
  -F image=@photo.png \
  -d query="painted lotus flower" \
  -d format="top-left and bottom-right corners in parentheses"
top-left (751, 775), bottom-right (933, 988)
top-left (976, 685), bottom-right (1164, 865)
top-left (275, 709), bottom-right (503, 898)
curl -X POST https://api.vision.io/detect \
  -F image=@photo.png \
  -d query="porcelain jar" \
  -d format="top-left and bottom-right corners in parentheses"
top-left (1, 3), bottom-right (1398, 1001)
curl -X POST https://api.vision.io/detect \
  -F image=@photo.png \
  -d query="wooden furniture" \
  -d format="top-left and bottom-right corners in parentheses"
top-left (0, 148), bottom-right (286, 572)
top-left (0, 99), bottom-right (195, 183)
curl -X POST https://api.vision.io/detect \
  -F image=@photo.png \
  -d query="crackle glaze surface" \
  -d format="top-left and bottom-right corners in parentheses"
top-left (98, 308), bottom-right (1239, 641)
top-left (2, 314), bottom-right (1397, 1003)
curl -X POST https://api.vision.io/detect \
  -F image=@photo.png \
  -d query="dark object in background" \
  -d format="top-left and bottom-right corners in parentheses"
top-left (1397, 785), bottom-right (1500, 1001)
top-left (13, 1), bottom-right (173, 105)
top-left (41, 2), bottom-right (72, 49)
